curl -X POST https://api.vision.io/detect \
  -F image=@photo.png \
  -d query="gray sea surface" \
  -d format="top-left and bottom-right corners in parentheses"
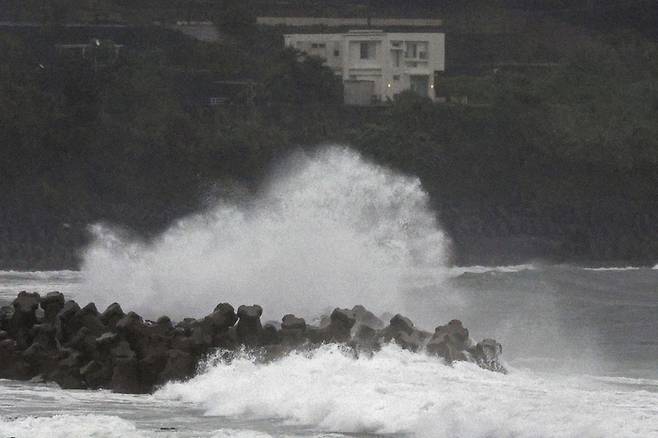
top-left (1, 266), bottom-right (657, 437)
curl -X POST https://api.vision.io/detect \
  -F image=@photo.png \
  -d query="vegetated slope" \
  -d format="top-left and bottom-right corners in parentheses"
top-left (1, 2), bottom-right (657, 269)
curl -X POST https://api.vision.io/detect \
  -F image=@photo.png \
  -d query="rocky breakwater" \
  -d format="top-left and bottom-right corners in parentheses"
top-left (0, 291), bottom-right (506, 394)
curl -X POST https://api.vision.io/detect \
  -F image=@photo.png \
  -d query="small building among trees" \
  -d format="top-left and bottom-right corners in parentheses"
top-left (284, 29), bottom-right (445, 105)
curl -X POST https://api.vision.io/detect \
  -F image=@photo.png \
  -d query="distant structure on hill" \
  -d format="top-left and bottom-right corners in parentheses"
top-left (257, 16), bottom-right (443, 27)
top-left (171, 21), bottom-right (221, 42)
top-left (284, 29), bottom-right (445, 105)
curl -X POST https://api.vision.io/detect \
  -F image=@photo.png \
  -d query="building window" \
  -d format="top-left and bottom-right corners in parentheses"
top-left (319, 43), bottom-right (326, 48)
top-left (334, 49), bottom-right (340, 56)
top-left (360, 42), bottom-right (370, 59)
top-left (393, 75), bottom-right (400, 81)
top-left (311, 43), bottom-right (318, 48)
top-left (419, 51), bottom-right (427, 60)
top-left (405, 42), bottom-right (417, 58)
top-left (393, 51), bottom-right (401, 67)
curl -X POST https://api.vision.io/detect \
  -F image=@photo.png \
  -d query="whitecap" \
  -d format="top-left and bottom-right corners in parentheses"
top-left (156, 344), bottom-right (658, 437)
top-left (0, 414), bottom-right (145, 438)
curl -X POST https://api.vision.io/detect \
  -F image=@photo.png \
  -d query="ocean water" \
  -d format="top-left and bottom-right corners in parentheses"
top-left (1, 266), bottom-right (658, 438)
top-left (1, 148), bottom-right (657, 437)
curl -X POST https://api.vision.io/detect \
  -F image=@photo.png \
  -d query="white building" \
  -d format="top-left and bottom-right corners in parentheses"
top-left (284, 30), bottom-right (445, 105)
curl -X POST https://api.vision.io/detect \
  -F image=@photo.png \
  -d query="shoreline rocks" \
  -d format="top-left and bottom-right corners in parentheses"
top-left (0, 291), bottom-right (506, 394)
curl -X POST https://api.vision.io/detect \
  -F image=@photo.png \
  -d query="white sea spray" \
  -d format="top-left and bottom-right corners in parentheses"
top-left (79, 146), bottom-right (450, 319)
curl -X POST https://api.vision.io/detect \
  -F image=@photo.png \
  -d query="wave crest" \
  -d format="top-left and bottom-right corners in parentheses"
top-left (79, 146), bottom-right (449, 319)
top-left (156, 344), bottom-right (658, 437)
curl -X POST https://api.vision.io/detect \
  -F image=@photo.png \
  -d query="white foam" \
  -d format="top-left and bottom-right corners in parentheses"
top-left (0, 414), bottom-right (145, 438)
top-left (447, 264), bottom-right (536, 276)
top-left (0, 270), bottom-right (81, 280)
top-left (582, 266), bottom-right (643, 271)
top-left (78, 147), bottom-right (450, 319)
top-left (210, 430), bottom-right (337, 438)
top-left (157, 345), bottom-right (658, 438)
top-left (210, 430), bottom-right (276, 438)
top-left (0, 270), bottom-right (83, 302)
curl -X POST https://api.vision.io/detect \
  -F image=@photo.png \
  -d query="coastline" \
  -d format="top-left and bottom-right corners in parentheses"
top-left (0, 291), bottom-right (505, 394)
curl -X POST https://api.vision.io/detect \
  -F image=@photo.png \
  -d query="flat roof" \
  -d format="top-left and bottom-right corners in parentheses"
top-left (257, 17), bottom-right (442, 27)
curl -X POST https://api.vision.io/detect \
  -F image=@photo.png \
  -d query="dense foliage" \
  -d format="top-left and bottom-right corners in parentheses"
top-left (1, 4), bottom-right (657, 268)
